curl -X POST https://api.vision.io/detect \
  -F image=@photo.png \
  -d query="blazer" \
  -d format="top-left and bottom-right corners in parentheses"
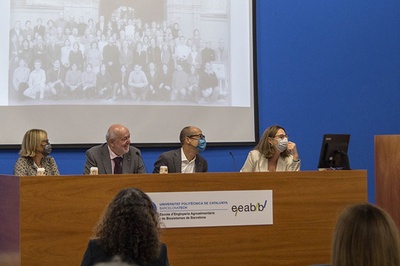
top-left (83, 143), bottom-right (146, 174)
top-left (14, 156), bottom-right (60, 176)
top-left (153, 148), bottom-right (208, 173)
top-left (240, 150), bottom-right (300, 172)
top-left (81, 239), bottom-right (169, 266)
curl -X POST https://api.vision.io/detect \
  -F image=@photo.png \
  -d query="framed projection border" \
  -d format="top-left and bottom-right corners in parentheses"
top-left (1, 0), bottom-right (258, 148)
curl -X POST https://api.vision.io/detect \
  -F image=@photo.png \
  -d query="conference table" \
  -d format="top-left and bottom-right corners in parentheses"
top-left (0, 170), bottom-right (367, 265)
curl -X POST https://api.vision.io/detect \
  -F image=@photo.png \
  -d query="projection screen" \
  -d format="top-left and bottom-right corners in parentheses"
top-left (1, 0), bottom-right (257, 146)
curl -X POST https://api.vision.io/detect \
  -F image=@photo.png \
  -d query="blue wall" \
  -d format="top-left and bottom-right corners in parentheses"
top-left (2, 1), bottom-right (400, 202)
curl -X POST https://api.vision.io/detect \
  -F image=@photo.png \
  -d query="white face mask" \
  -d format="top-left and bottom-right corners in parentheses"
top-left (275, 138), bottom-right (288, 152)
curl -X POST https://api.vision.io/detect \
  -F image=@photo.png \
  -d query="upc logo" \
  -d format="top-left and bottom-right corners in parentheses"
top-left (231, 200), bottom-right (268, 216)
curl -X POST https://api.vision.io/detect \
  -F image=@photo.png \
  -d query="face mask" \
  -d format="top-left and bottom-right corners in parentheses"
top-left (42, 143), bottom-right (52, 156)
top-left (275, 138), bottom-right (288, 152)
top-left (196, 139), bottom-right (207, 153)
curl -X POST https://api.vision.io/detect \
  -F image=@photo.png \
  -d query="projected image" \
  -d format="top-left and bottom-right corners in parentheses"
top-left (8, 0), bottom-right (232, 106)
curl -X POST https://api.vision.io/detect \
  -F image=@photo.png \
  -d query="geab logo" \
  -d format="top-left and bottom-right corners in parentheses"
top-left (231, 200), bottom-right (268, 216)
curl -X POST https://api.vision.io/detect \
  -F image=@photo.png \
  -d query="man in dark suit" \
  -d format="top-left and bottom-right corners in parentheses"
top-left (83, 124), bottom-right (146, 174)
top-left (33, 18), bottom-right (46, 39)
top-left (153, 126), bottom-right (208, 173)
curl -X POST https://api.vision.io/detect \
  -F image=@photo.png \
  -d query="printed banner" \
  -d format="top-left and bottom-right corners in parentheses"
top-left (148, 190), bottom-right (273, 228)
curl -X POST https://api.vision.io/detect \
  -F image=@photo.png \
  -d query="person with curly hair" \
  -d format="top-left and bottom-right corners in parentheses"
top-left (240, 125), bottom-right (300, 172)
top-left (81, 188), bottom-right (169, 266)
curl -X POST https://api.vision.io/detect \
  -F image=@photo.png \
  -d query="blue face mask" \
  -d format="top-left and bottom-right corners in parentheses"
top-left (196, 138), bottom-right (207, 153)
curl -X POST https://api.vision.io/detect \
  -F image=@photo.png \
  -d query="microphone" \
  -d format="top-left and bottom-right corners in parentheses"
top-left (135, 151), bottom-right (148, 173)
top-left (229, 151), bottom-right (237, 172)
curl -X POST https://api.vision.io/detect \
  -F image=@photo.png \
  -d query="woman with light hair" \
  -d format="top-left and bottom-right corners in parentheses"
top-left (332, 203), bottom-right (400, 266)
top-left (240, 125), bottom-right (300, 172)
top-left (14, 129), bottom-right (59, 176)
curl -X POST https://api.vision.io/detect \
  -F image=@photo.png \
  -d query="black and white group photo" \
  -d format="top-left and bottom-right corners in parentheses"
top-left (8, 0), bottom-right (232, 106)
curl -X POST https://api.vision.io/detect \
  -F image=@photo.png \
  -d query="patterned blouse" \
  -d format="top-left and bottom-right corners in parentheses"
top-left (13, 156), bottom-right (60, 176)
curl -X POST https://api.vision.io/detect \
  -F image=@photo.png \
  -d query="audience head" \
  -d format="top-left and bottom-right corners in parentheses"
top-left (255, 125), bottom-right (290, 158)
top-left (106, 124), bottom-right (131, 156)
top-left (332, 203), bottom-right (400, 266)
top-left (94, 188), bottom-right (161, 264)
top-left (19, 129), bottom-right (50, 158)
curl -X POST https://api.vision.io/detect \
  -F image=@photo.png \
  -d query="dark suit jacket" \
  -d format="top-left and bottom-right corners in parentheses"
top-left (153, 148), bottom-right (208, 173)
top-left (83, 143), bottom-right (146, 174)
top-left (81, 239), bottom-right (169, 266)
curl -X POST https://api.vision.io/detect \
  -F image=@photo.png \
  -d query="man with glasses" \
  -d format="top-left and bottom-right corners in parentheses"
top-left (153, 126), bottom-right (208, 173)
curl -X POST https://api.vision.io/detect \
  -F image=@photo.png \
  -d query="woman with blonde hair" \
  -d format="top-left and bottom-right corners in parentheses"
top-left (332, 203), bottom-right (400, 266)
top-left (13, 129), bottom-right (59, 176)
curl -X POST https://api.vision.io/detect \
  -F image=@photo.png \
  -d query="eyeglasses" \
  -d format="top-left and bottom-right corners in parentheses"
top-left (188, 134), bottom-right (205, 140)
top-left (274, 134), bottom-right (288, 140)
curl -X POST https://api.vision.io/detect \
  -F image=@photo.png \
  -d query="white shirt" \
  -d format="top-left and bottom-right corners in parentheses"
top-left (181, 148), bottom-right (196, 173)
